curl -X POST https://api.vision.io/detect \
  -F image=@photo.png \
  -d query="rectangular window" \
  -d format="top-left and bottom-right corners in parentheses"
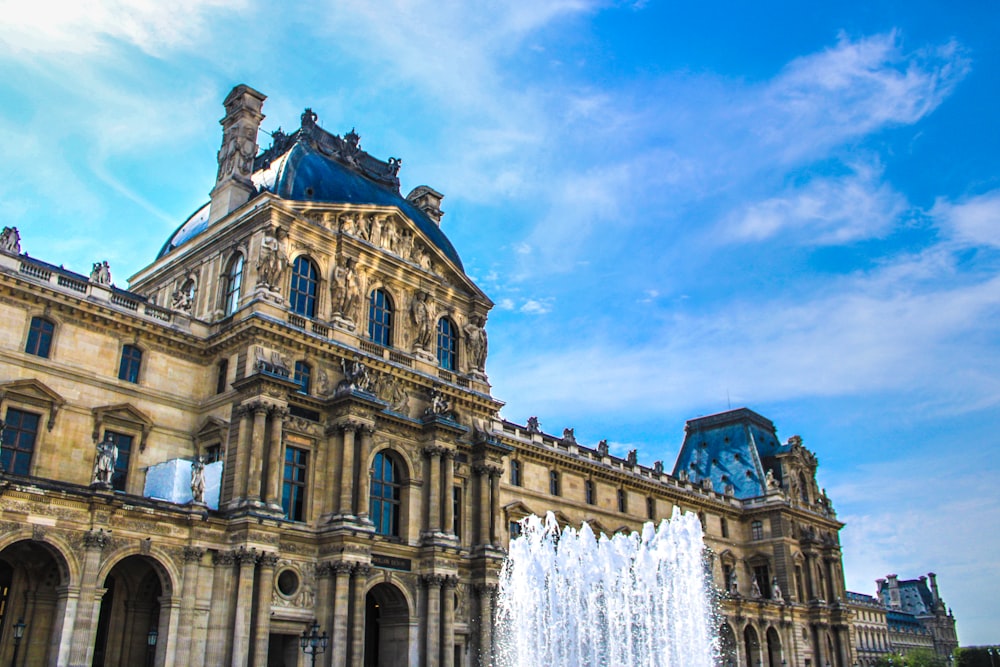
top-left (105, 431), bottom-right (133, 492)
top-left (617, 489), bottom-right (627, 513)
top-left (509, 521), bottom-right (522, 539)
top-left (282, 446), bottom-right (308, 521)
top-left (753, 565), bottom-right (771, 599)
top-left (25, 317), bottom-right (54, 358)
top-left (216, 359), bottom-right (229, 394)
top-left (453, 485), bottom-right (462, 538)
top-left (549, 471), bottom-right (560, 496)
top-left (585, 480), bottom-right (595, 505)
top-left (646, 497), bottom-right (656, 520)
top-left (1, 408), bottom-right (40, 476)
top-left (510, 460), bottom-right (521, 487)
top-left (204, 444), bottom-right (221, 463)
top-left (720, 517), bottom-right (729, 538)
top-left (118, 345), bottom-right (143, 383)
top-left (751, 520), bottom-right (764, 540)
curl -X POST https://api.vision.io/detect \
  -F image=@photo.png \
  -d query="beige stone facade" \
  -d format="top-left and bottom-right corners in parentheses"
top-left (0, 85), bottom-right (856, 667)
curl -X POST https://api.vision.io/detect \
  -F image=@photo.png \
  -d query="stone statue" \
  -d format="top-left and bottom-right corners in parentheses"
top-left (561, 428), bottom-right (576, 444)
top-left (171, 280), bottom-right (195, 312)
top-left (426, 388), bottom-right (450, 417)
top-left (772, 576), bottom-right (783, 602)
top-left (369, 214), bottom-right (384, 248)
top-left (90, 261), bottom-right (112, 286)
top-left (191, 457), bottom-right (206, 504)
top-left (728, 568), bottom-right (739, 595)
top-left (0, 226), bottom-right (21, 254)
top-left (751, 575), bottom-right (762, 599)
top-left (597, 439), bottom-right (609, 457)
top-left (340, 359), bottom-right (371, 393)
top-left (92, 433), bottom-right (118, 487)
top-left (526, 416), bottom-right (540, 434)
top-left (627, 449), bottom-right (638, 466)
top-left (765, 468), bottom-right (780, 490)
top-left (464, 315), bottom-right (488, 371)
top-left (217, 127), bottom-right (254, 181)
top-left (410, 290), bottom-right (433, 350)
top-left (256, 230), bottom-right (288, 290)
top-left (331, 257), bottom-right (361, 320)
top-left (653, 460), bottom-right (664, 475)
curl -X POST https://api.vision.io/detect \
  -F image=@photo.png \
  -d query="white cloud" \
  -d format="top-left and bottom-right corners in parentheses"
top-left (520, 298), bottom-right (554, 315)
top-left (932, 189), bottom-right (1000, 248)
top-left (725, 163), bottom-right (908, 244)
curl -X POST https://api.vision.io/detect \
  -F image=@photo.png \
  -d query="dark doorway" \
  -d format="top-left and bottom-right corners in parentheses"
top-left (364, 583), bottom-right (409, 667)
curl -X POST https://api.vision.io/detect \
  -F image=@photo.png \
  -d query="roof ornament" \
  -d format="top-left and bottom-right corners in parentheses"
top-left (0, 226), bottom-right (21, 255)
top-left (526, 416), bottom-right (540, 435)
top-left (300, 108), bottom-right (318, 138)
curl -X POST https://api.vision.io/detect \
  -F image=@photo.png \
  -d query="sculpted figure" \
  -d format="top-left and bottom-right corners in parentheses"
top-left (191, 457), bottom-right (206, 504)
top-left (751, 576), bottom-right (762, 599)
top-left (0, 226), bottom-right (21, 254)
top-left (426, 388), bottom-right (450, 416)
top-left (772, 576), bottom-right (783, 602)
top-left (92, 433), bottom-right (118, 487)
top-left (369, 214), bottom-right (384, 247)
top-left (728, 568), bottom-right (739, 595)
top-left (256, 229), bottom-right (287, 289)
top-left (561, 428), bottom-right (576, 444)
top-left (653, 460), bottom-right (664, 475)
top-left (597, 440), bottom-right (609, 457)
top-left (765, 468), bottom-right (780, 489)
top-left (526, 416), bottom-right (540, 434)
top-left (464, 315), bottom-right (488, 371)
top-left (410, 291), bottom-right (433, 350)
top-left (90, 261), bottom-right (112, 286)
top-left (331, 258), bottom-right (361, 320)
top-left (627, 449), bottom-right (638, 466)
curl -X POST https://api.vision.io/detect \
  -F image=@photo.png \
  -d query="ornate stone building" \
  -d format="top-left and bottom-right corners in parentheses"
top-left (0, 85), bottom-right (853, 667)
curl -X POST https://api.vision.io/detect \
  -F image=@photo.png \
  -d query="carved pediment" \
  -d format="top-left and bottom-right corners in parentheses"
top-left (502, 500), bottom-right (535, 520)
top-left (194, 416), bottom-right (230, 445)
top-left (0, 379), bottom-right (66, 430)
top-left (92, 403), bottom-right (154, 450)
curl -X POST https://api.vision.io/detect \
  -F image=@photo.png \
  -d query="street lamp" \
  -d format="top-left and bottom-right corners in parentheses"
top-left (146, 627), bottom-right (158, 667)
top-left (299, 620), bottom-right (328, 667)
top-left (9, 619), bottom-right (25, 667)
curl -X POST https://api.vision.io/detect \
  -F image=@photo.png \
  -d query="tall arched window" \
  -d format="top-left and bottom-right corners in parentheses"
top-left (289, 256), bottom-right (318, 317)
top-left (368, 289), bottom-right (394, 347)
top-left (25, 316), bottom-right (55, 358)
top-left (436, 317), bottom-right (457, 369)
top-left (223, 254), bottom-right (244, 316)
top-left (370, 451), bottom-right (401, 536)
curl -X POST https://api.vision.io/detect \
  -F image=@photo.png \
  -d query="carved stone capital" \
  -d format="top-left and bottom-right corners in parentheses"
top-left (181, 546), bottom-right (205, 563)
top-left (234, 546), bottom-right (258, 565)
top-left (259, 552), bottom-right (279, 567)
top-left (269, 405), bottom-right (290, 420)
top-left (351, 563), bottom-right (371, 577)
top-left (422, 573), bottom-right (446, 588)
top-left (213, 550), bottom-right (237, 566)
top-left (443, 575), bottom-right (459, 589)
top-left (331, 561), bottom-right (354, 575)
top-left (473, 583), bottom-right (497, 596)
top-left (316, 562), bottom-right (334, 578)
top-left (422, 445), bottom-right (446, 459)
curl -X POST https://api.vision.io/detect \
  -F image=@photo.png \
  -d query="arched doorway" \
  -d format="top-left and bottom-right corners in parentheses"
top-left (364, 582), bottom-right (410, 667)
top-left (0, 540), bottom-right (70, 667)
top-left (92, 556), bottom-right (168, 667)
top-left (766, 627), bottom-right (782, 667)
top-left (743, 625), bottom-right (761, 667)
top-left (719, 623), bottom-right (738, 666)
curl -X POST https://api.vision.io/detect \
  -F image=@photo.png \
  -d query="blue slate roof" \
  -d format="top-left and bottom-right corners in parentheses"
top-left (672, 408), bottom-right (787, 498)
top-left (158, 121), bottom-right (464, 272)
top-left (879, 578), bottom-right (935, 615)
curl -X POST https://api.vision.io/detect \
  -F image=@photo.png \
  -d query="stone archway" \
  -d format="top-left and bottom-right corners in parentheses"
top-left (0, 539), bottom-right (70, 667)
top-left (743, 625), bottom-right (761, 667)
top-left (92, 555), bottom-right (168, 667)
top-left (364, 582), bottom-right (410, 667)
top-left (719, 623), bottom-right (738, 666)
top-left (766, 626), bottom-right (782, 667)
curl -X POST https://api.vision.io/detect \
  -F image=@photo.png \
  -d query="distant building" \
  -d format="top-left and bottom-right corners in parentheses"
top-left (846, 573), bottom-right (959, 665)
top-left (0, 84), bottom-right (852, 666)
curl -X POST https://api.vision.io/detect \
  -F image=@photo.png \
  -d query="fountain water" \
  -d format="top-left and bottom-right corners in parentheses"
top-left (494, 509), bottom-right (717, 667)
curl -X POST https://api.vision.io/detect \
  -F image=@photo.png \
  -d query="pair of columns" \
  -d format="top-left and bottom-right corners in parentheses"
top-left (422, 574), bottom-right (459, 667)
top-left (235, 400), bottom-right (288, 511)
top-left (316, 561), bottom-right (370, 667)
top-left (325, 420), bottom-right (376, 520)
top-left (422, 446), bottom-right (457, 535)
top-left (472, 463), bottom-right (503, 547)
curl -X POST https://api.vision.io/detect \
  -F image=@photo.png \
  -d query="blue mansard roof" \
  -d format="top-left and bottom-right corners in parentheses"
top-left (672, 407), bottom-right (788, 498)
top-left (158, 119), bottom-right (464, 271)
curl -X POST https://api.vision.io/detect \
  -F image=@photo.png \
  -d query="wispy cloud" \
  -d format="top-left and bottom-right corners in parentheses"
top-left (932, 189), bottom-right (1000, 248)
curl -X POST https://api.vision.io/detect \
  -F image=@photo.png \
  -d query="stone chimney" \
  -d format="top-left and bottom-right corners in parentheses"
top-left (406, 186), bottom-right (444, 225)
top-left (209, 84), bottom-right (267, 224)
top-left (886, 574), bottom-right (901, 609)
top-left (927, 572), bottom-right (945, 610)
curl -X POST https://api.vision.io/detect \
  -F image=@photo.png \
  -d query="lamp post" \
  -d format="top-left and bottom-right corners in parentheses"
top-left (9, 619), bottom-right (25, 667)
top-left (145, 627), bottom-right (158, 667)
top-left (299, 620), bottom-right (328, 667)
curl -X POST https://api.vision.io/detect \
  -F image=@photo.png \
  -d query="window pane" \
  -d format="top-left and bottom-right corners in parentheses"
top-left (290, 257), bottom-right (317, 317)
top-left (368, 290), bottom-right (393, 347)
top-left (436, 318), bottom-right (456, 370)
top-left (282, 446), bottom-right (308, 521)
top-left (118, 345), bottom-right (142, 383)
top-left (224, 255), bottom-right (244, 316)
top-left (25, 317), bottom-right (55, 358)
top-left (370, 451), bottom-right (401, 536)
top-left (1, 408), bottom-right (40, 476)
top-left (294, 361), bottom-right (311, 394)
top-left (107, 431), bottom-right (133, 492)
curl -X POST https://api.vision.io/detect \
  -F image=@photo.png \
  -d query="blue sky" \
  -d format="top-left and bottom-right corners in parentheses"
top-left (2, 0), bottom-right (998, 644)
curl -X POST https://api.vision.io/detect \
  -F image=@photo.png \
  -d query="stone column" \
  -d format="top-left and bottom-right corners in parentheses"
top-left (231, 548), bottom-right (258, 667)
top-left (442, 451), bottom-right (456, 536)
top-left (330, 563), bottom-right (352, 667)
top-left (246, 404), bottom-right (269, 501)
top-left (52, 583), bottom-right (80, 667)
top-left (425, 447), bottom-right (443, 534)
top-left (173, 547), bottom-right (205, 666)
top-left (324, 425), bottom-right (344, 519)
top-left (474, 583), bottom-right (496, 667)
top-left (338, 425), bottom-right (357, 516)
top-left (264, 407), bottom-right (288, 509)
top-left (475, 465), bottom-right (491, 547)
top-left (356, 426), bottom-right (374, 520)
top-left (442, 576), bottom-right (458, 667)
top-left (67, 528), bottom-right (111, 667)
top-left (205, 550), bottom-right (236, 666)
top-left (252, 553), bottom-right (278, 666)
top-left (348, 564), bottom-right (370, 665)
top-left (489, 467), bottom-right (502, 545)
top-left (315, 564), bottom-right (334, 667)
top-left (423, 574), bottom-right (444, 667)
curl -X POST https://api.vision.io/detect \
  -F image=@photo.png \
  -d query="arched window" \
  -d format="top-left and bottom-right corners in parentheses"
top-left (368, 289), bottom-right (394, 347)
top-left (289, 256), bottom-right (318, 317)
top-left (118, 344), bottom-right (143, 383)
top-left (223, 254), bottom-right (244, 316)
top-left (371, 451), bottom-right (402, 536)
top-left (436, 317), bottom-right (457, 370)
top-left (25, 316), bottom-right (55, 358)
top-left (293, 361), bottom-right (311, 394)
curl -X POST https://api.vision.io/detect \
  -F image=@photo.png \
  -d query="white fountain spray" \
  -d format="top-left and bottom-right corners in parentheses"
top-left (494, 508), bottom-right (717, 667)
